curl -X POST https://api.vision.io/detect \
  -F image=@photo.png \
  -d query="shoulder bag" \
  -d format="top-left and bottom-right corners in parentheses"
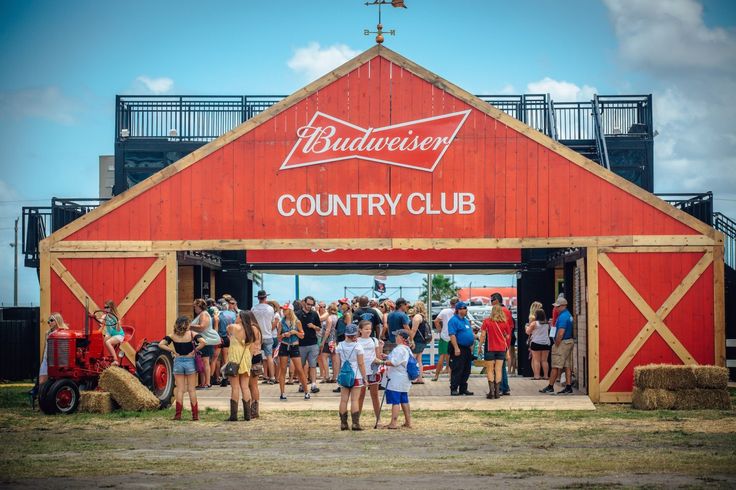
top-left (222, 337), bottom-right (248, 378)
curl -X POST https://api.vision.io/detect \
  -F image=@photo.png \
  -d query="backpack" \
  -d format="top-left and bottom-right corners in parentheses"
top-left (337, 344), bottom-right (358, 388)
top-left (406, 353), bottom-right (420, 381)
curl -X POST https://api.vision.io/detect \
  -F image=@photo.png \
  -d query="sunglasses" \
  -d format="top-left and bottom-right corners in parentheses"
top-left (47, 318), bottom-right (56, 324)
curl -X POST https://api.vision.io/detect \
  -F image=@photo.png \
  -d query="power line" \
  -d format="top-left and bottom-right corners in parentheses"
top-left (0, 199), bottom-right (48, 204)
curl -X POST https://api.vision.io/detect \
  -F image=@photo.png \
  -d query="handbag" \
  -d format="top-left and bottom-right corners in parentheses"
top-left (222, 337), bottom-right (248, 377)
top-left (191, 335), bottom-right (205, 374)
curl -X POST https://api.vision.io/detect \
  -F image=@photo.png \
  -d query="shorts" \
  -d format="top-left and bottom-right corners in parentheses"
top-left (385, 389), bottom-right (409, 405)
top-left (300, 344), bottom-right (319, 368)
top-left (484, 351), bottom-right (506, 361)
top-left (321, 341), bottom-right (334, 355)
top-left (551, 339), bottom-right (574, 369)
top-left (173, 356), bottom-right (196, 375)
top-left (219, 335), bottom-right (230, 348)
top-left (107, 334), bottom-right (124, 343)
top-left (261, 341), bottom-right (274, 357)
top-left (279, 343), bottom-right (300, 358)
top-left (438, 339), bottom-right (449, 355)
top-left (272, 337), bottom-right (279, 350)
top-left (530, 341), bottom-right (551, 351)
top-left (411, 342), bottom-right (426, 355)
top-left (199, 345), bottom-right (214, 358)
top-left (251, 354), bottom-right (264, 376)
top-left (342, 378), bottom-right (365, 389)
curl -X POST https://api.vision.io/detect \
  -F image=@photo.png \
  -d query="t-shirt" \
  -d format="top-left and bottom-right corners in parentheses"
top-left (352, 307), bottom-right (383, 338)
top-left (357, 336), bottom-right (379, 372)
top-left (296, 309), bottom-right (320, 346)
top-left (556, 309), bottom-right (574, 340)
top-left (386, 310), bottom-right (410, 343)
top-left (448, 314), bottom-right (474, 347)
top-left (336, 340), bottom-right (365, 380)
top-left (436, 307), bottom-right (454, 341)
top-left (502, 305), bottom-right (515, 344)
top-left (382, 343), bottom-right (412, 393)
top-left (218, 310), bottom-right (236, 337)
top-left (251, 302), bottom-right (275, 341)
top-left (481, 318), bottom-right (511, 352)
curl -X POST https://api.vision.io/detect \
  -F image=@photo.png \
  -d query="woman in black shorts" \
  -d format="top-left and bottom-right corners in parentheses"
top-left (525, 308), bottom-right (551, 380)
top-left (245, 310), bottom-right (263, 418)
top-left (277, 304), bottom-right (310, 401)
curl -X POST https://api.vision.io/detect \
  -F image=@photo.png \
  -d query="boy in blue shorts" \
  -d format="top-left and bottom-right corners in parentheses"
top-left (379, 330), bottom-right (412, 429)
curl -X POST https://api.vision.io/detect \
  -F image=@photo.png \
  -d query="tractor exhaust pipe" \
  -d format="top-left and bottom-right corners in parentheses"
top-left (84, 297), bottom-right (89, 337)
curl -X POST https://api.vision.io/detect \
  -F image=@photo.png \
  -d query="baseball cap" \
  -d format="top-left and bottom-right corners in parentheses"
top-left (455, 301), bottom-right (468, 310)
top-left (345, 323), bottom-right (359, 336)
top-left (338, 297), bottom-right (350, 305)
top-left (281, 302), bottom-right (294, 311)
top-left (395, 330), bottom-right (410, 340)
top-left (553, 297), bottom-right (568, 307)
top-left (257, 290), bottom-right (269, 299)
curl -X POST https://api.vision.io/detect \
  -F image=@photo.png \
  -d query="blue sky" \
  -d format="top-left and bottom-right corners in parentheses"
top-left (1, 0), bottom-right (735, 305)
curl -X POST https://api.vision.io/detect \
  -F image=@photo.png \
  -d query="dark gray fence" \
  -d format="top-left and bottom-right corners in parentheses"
top-left (0, 307), bottom-right (40, 381)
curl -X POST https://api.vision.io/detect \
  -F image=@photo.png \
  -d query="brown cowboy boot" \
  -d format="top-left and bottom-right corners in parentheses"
top-left (251, 400), bottom-right (259, 418)
top-left (191, 402), bottom-right (199, 421)
top-left (242, 400), bottom-right (252, 421)
top-left (339, 412), bottom-right (349, 430)
top-left (351, 412), bottom-right (364, 431)
top-left (226, 399), bottom-right (238, 421)
top-left (494, 382), bottom-right (501, 399)
top-left (173, 401), bottom-right (183, 420)
top-left (486, 381), bottom-right (494, 399)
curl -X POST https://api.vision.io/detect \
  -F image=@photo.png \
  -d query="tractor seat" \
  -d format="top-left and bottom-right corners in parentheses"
top-left (121, 325), bottom-right (135, 343)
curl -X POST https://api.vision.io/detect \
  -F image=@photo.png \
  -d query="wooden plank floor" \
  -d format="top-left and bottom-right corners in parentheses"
top-left (191, 374), bottom-right (596, 411)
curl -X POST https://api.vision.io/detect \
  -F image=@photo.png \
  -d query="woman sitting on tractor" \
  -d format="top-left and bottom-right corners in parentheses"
top-left (99, 300), bottom-right (124, 366)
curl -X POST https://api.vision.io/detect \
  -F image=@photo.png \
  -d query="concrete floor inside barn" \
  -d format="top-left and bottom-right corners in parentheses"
top-left (190, 374), bottom-right (595, 411)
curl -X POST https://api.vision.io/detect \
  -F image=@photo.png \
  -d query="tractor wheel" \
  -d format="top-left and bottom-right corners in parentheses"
top-left (136, 343), bottom-right (174, 408)
top-left (38, 380), bottom-right (56, 414)
top-left (43, 379), bottom-right (80, 415)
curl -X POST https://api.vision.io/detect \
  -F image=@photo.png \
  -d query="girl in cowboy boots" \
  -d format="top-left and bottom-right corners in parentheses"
top-left (159, 316), bottom-right (206, 420)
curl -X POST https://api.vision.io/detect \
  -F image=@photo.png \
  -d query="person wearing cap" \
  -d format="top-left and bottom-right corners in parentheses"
top-left (216, 298), bottom-right (237, 387)
top-left (540, 297), bottom-right (574, 395)
top-left (447, 301), bottom-right (475, 396)
top-left (336, 323), bottom-right (367, 430)
top-left (353, 296), bottom-right (384, 339)
top-left (490, 293), bottom-right (515, 396)
top-left (377, 329), bottom-right (413, 429)
top-left (251, 290), bottom-right (276, 385)
top-left (385, 298), bottom-right (411, 354)
top-left (277, 303), bottom-right (311, 401)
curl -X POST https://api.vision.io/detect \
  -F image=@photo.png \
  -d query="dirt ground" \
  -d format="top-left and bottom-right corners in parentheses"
top-left (1, 386), bottom-right (735, 489)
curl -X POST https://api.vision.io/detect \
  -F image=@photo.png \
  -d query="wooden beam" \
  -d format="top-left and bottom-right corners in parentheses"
top-left (49, 257), bottom-right (100, 314)
top-left (714, 244), bottom-right (726, 367)
top-left (39, 242), bottom-right (51, 361)
top-left (48, 235), bottom-right (716, 253)
top-left (53, 251), bottom-right (164, 259)
top-left (597, 251), bottom-right (711, 392)
top-left (599, 246), bottom-right (710, 254)
top-left (116, 257), bottom-right (167, 320)
top-left (599, 392), bottom-right (632, 403)
top-left (165, 252), bottom-right (178, 337)
top-left (586, 247), bottom-right (600, 403)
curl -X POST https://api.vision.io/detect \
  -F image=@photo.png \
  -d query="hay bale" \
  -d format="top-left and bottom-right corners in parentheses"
top-left (633, 364), bottom-right (696, 390)
top-left (79, 391), bottom-right (114, 414)
top-left (99, 366), bottom-right (160, 411)
top-left (691, 366), bottom-right (729, 389)
top-left (673, 389), bottom-right (732, 410)
top-left (631, 387), bottom-right (676, 410)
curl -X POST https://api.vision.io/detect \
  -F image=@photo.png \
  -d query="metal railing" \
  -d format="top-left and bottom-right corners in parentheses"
top-left (656, 192), bottom-right (714, 226)
top-left (593, 95), bottom-right (611, 170)
top-left (715, 212), bottom-right (736, 270)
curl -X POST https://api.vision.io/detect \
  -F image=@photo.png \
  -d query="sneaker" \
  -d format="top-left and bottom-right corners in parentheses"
top-left (220, 378), bottom-right (229, 387)
top-left (304, 392), bottom-right (311, 400)
top-left (269, 378), bottom-right (277, 385)
top-left (279, 394), bottom-right (287, 401)
top-left (311, 385), bottom-right (320, 394)
top-left (262, 379), bottom-right (271, 385)
top-left (461, 390), bottom-right (474, 396)
top-left (298, 385), bottom-right (304, 393)
top-left (333, 387), bottom-right (341, 393)
top-left (557, 385), bottom-right (573, 395)
top-left (450, 390), bottom-right (461, 396)
top-left (539, 385), bottom-right (554, 394)
top-left (501, 391), bottom-right (511, 396)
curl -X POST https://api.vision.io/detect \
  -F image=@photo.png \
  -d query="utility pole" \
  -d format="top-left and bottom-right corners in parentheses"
top-left (11, 217), bottom-right (18, 305)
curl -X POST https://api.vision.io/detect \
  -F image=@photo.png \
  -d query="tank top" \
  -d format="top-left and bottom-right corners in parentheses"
top-left (281, 318), bottom-right (299, 345)
top-left (530, 321), bottom-right (551, 345)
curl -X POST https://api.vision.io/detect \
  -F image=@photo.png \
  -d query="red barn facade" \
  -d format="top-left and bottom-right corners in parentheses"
top-left (40, 46), bottom-right (725, 402)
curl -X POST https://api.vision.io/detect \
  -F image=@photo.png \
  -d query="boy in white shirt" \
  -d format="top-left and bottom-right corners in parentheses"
top-left (336, 323), bottom-right (367, 430)
top-left (378, 329), bottom-right (413, 429)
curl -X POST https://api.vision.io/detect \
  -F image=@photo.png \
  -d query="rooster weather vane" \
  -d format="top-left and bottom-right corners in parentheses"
top-left (364, 0), bottom-right (407, 44)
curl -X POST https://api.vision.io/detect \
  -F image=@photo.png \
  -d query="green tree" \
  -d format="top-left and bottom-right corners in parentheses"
top-left (250, 271), bottom-right (263, 288)
top-left (419, 274), bottom-right (458, 304)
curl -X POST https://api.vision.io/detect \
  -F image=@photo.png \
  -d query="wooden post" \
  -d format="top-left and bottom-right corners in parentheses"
top-left (39, 242), bottom-right (51, 361)
top-left (586, 247), bottom-right (600, 403)
top-left (166, 252), bottom-right (178, 336)
top-left (714, 243), bottom-right (726, 367)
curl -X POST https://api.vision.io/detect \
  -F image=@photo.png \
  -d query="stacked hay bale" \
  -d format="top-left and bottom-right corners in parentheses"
top-left (99, 366), bottom-right (161, 411)
top-left (79, 391), bottom-right (115, 414)
top-left (632, 364), bottom-right (731, 410)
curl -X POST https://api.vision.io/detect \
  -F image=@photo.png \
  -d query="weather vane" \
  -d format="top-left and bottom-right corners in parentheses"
top-left (364, 0), bottom-right (407, 44)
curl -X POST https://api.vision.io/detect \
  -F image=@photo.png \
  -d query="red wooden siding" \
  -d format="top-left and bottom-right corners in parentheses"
top-left (64, 55), bottom-right (699, 243)
top-left (50, 257), bottom-right (167, 346)
top-left (597, 251), bottom-right (715, 393)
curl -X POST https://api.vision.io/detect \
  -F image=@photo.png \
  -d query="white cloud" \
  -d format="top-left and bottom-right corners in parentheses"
top-left (134, 76), bottom-right (174, 94)
top-left (603, 0), bottom-right (736, 216)
top-left (287, 42), bottom-right (360, 81)
top-left (0, 86), bottom-right (79, 124)
top-left (526, 77), bottom-right (598, 102)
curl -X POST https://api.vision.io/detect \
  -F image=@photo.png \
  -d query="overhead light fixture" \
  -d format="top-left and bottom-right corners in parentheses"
top-left (169, 128), bottom-right (178, 137)
top-left (120, 128), bottom-right (129, 138)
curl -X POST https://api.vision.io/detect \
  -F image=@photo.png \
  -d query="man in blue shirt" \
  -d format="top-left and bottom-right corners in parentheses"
top-left (385, 298), bottom-right (411, 353)
top-left (448, 301), bottom-right (475, 396)
top-left (540, 297), bottom-right (575, 395)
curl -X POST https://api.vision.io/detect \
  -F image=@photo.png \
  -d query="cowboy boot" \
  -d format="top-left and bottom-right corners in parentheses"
top-left (226, 399), bottom-right (238, 421)
top-left (173, 401), bottom-right (183, 420)
top-left (339, 412), bottom-right (349, 431)
top-left (251, 400), bottom-right (260, 419)
top-left (242, 400), bottom-right (252, 421)
top-left (351, 412), bottom-right (363, 431)
top-left (494, 382), bottom-right (501, 399)
top-left (486, 381), bottom-right (494, 399)
top-left (191, 402), bottom-right (199, 421)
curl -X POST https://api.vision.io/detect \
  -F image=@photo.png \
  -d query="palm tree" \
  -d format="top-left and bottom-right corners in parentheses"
top-left (419, 274), bottom-right (458, 304)
top-left (250, 271), bottom-right (263, 288)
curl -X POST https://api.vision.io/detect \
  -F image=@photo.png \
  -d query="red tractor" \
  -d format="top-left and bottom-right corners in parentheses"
top-left (38, 302), bottom-right (174, 414)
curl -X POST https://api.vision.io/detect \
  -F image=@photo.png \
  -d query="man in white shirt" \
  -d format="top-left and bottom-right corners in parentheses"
top-left (432, 297), bottom-right (457, 381)
top-left (251, 290), bottom-right (275, 384)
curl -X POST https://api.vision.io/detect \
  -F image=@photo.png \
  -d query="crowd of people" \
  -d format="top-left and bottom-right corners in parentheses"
top-left (37, 289), bottom-right (576, 428)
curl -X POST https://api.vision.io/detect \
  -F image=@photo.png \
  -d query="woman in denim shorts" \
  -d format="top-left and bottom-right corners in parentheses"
top-left (159, 316), bottom-right (206, 420)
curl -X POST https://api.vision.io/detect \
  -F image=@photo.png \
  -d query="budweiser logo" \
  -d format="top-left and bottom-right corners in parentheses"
top-left (280, 110), bottom-right (471, 172)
